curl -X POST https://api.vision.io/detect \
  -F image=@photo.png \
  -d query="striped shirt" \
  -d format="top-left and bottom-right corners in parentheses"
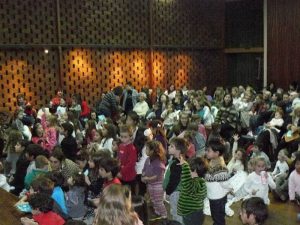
top-left (177, 163), bottom-right (207, 216)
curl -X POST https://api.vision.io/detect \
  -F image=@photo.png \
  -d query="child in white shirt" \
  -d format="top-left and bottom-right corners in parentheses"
top-left (0, 162), bottom-right (11, 192)
top-left (244, 157), bottom-right (276, 204)
top-left (271, 149), bottom-right (289, 201)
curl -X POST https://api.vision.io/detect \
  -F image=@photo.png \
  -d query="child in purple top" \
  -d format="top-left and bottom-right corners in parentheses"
top-left (142, 140), bottom-right (167, 219)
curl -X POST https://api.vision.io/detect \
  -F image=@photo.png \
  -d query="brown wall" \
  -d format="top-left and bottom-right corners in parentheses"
top-left (0, 0), bottom-right (225, 112)
top-left (267, 0), bottom-right (300, 89)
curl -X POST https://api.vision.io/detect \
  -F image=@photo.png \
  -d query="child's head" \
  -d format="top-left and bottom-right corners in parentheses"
top-left (25, 144), bottom-right (47, 161)
top-left (15, 139), bottom-right (30, 154)
top-left (206, 138), bottom-right (226, 159)
top-left (144, 128), bottom-right (153, 141)
top-left (46, 114), bottom-right (58, 127)
top-left (35, 155), bottom-right (49, 170)
top-left (30, 176), bottom-right (54, 195)
top-left (274, 107), bottom-right (284, 119)
top-left (98, 157), bottom-right (120, 179)
top-left (240, 197), bottom-right (268, 225)
top-left (88, 151), bottom-right (112, 171)
top-left (61, 122), bottom-right (74, 137)
top-left (247, 158), bottom-right (256, 173)
top-left (277, 149), bottom-right (288, 162)
top-left (188, 157), bottom-right (208, 178)
top-left (32, 123), bottom-right (44, 137)
top-left (294, 152), bottom-right (300, 174)
top-left (145, 140), bottom-right (166, 162)
top-left (96, 184), bottom-right (136, 225)
top-left (254, 157), bottom-right (266, 175)
top-left (102, 123), bottom-right (116, 139)
top-left (169, 137), bottom-right (188, 157)
top-left (234, 148), bottom-right (247, 168)
top-left (126, 111), bottom-right (140, 128)
top-left (119, 125), bottom-right (133, 144)
top-left (251, 142), bottom-right (262, 154)
top-left (148, 120), bottom-right (165, 137)
top-left (46, 171), bottom-right (65, 187)
top-left (28, 193), bottom-right (54, 215)
top-left (93, 129), bottom-right (102, 142)
top-left (68, 172), bottom-right (86, 187)
top-left (75, 152), bottom-right (89, 170)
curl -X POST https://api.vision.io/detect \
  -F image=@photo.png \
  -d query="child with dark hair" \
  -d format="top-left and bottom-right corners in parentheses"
top-left (118, 125), bottom-right (137, 193)
top-left (240, 197), bottom-right (268, 225)
top-left (98, 156), bottom-right (121, 188)
top-left (99, 123), bottom-right (117, 156)
top-left (46, 171), bottom-right (67, 215)
top-left (205, 138), bottom-right (232, 225)
top-left (142, 140), bottom-right (167, 220)
top-left (20, 193), bottom-right (65, 225)
top-left (61, 122), bottom-right (78, 161)
top-left (66, 173), bottom-right (87, 219)
top-left (10, 139), bottom-right (30, 195)
top-left (163, 137), bottom-right (188, 224)
top-left (177, 157), bottom-right (207, 225)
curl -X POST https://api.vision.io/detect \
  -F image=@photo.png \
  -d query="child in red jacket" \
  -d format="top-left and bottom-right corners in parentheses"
top-left (118, 125), bottom-right (137, 192)
top-left (20, 193), bottom-right (65, 225)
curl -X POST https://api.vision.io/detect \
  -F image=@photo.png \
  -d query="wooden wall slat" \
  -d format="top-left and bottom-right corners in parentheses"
top-left (267, 0), bottom-right (300, 88)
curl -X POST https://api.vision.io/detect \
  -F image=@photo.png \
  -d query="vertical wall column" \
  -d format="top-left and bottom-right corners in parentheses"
top-left (263, 0), bottom-right (267, 87)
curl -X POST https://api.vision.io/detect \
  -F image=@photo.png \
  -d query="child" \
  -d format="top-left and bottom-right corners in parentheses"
top-left (61, 122), bottom-right (78, 161)
top-left (243, 157), bottom-right (276, 205)
top-left (240, 197), bottom-right (268, 225)
top-left (118, 125), bottom-right (137, 192)
top-left (41, 113), bottom-right (58, 152)
top-left (93, 184), bottom-right (143, 225)
top-left (99, 123), bottom-right (116, 156)
top-left (249, 143), bottom-right (271, 170)
top-left (205, 138), bottom-right (232, 225)
top-left (20, 193), bottom-right (65, 225)
top-left (288, 153), bottom-right (300, 204)
top-left (4, 129), bottom-right (23, 176)
top-left (24, 155), bottom-right (49, 189)
top-left (227, 135), bottom-right (247, 175)
top-left (0, 162), bottom-right (11, 192)
top-left (10, 139), bottom-right (30, 195)
top-left (46, 171), bottom-right (68, 216)
top-left (66, 173), bottom-right (87, 220)
top-left (177, 156), bottom-right (207, 225)
top-left (163, 137), bottom-right (187, 224)
top-left (142, 140), bottom-right (167, 220)
top-left (98, 156), bottom-right (121, 188)
top-left (271, 149), bottom-right (289, 201)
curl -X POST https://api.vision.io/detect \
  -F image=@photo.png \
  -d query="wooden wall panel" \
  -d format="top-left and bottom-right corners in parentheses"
top-left (267, 0), bottom-right (300, 88)
top-left (0, 0), bottom-right (57, 44)
top-left (61, 49), bottom-right (150, 104)
top-left (152, 50), bottom-right (224, 91)
top-left (152, 0), bottom-right (224, 48)
top-left (59, 0), bottom-right (149, 45)
top-left (0, 50), bottom-right (59, 111)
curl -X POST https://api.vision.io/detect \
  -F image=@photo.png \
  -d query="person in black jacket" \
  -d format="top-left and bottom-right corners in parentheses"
top-left (61, 122), bottom-right (78, 161)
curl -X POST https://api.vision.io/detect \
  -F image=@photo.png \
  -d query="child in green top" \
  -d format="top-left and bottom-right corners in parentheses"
top-left (177, 156), bottom-right (207, 225)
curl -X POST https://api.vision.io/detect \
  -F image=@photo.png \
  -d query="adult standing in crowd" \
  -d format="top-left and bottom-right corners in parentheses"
top-left (96, 86), bottom-right (123, 119)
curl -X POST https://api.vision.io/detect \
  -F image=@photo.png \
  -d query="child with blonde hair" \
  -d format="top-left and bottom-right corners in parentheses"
top-left (94, 184), bottom-right (143, 225)
top-left (243, 157), bottom-right (276, 204)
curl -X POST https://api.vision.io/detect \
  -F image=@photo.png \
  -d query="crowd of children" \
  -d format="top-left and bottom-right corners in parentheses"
top-left (0, 82), bottom-right (300, 225)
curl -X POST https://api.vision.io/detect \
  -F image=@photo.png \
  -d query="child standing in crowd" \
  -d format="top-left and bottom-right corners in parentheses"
top-left (244, 157), bottom-right (276, 204)
top-left (142, 140), bottom-right (167, 220)
top-left (66, 173), bottom-right (87, 220)
top-left (272, 149), bottom-right (289, 201)
top-left (205, 138), bottom-right (232, 225)
top-left (177, 156), bottom-right (207, 225)
top-left (289, 153), bottom-right (300, 204)
top-left (163, 137), bottom-right (188, 224)
top-left (240, 197), bottom-right (268, 225)
top-left (118, 125), bottom-right (137, 192)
